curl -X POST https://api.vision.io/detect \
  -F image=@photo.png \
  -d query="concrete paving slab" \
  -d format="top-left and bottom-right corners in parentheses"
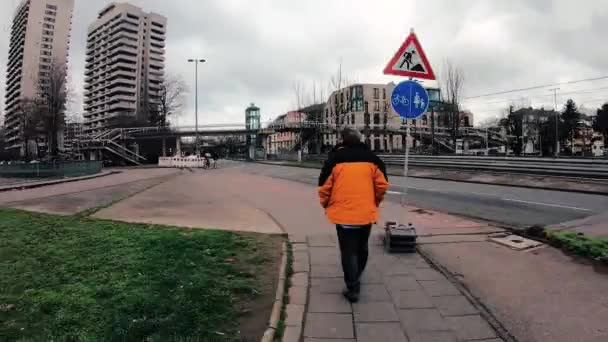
top-left (399, 308), bottom-right (451, 333)
top-left (285, 304), bottom-right (305, 327)
top-left (355, 322), bottom-right (408, 342)
top-left (304, 313), bottom-right (354, 339)
top-left (407, 331), bottom-right (459, 342)
top-left (308, 292), bottom-right (351, 313)
top-left (309, 247), bottom-right (340, 265)
top-left (431, 295), bottom-right (479, 316)
top-left (386, 275), bottom-right (422, 292)
top-left (392, 290), bottom-right (435, 309)
top-left (357, 284), bottom-right (392, 303)
top-left (353, 302), bottom-right (399, 322)
top-left (283, 326), bottom-right (302, 342)
top-left (310, 277), bottom-right (344, 294)
top-left (310, 264), bottom-right (342, 278)
top-left (445, 315), bottom-right (497, 341)
top-left (288, 286), bottom-right (308, 305)
top-left (291, 273), bottom-right (309, 287)
top-left (419, 280), bottom-right (461, 297)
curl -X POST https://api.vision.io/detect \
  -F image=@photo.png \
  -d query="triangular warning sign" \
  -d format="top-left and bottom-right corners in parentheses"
top-left (383, 32), bottom-right (436, 80)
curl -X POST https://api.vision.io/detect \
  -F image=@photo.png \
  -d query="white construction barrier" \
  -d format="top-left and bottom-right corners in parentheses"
top-left (159, 157), bottom-right (209, 168)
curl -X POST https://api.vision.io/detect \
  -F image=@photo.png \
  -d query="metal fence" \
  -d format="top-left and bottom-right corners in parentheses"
top-left (303, 154), bottom-right (608, 179)
top-left (0, 161), bottom-right (103, 178)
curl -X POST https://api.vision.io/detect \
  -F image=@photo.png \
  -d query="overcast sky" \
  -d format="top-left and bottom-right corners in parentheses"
top-left (2, 0), bottom-right (608, 126)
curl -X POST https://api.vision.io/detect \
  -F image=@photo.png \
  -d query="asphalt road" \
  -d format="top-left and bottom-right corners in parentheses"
top-left (243, 163), bottom-right (608, 228)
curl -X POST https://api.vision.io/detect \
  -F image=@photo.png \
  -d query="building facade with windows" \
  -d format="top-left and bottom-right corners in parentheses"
top-left (322, 83), bottom-right (463, 152)
top-left (266, 111), bottom-right (307, 155)
top-left (83, 3), bottom-right (167, 134)
top-left (3, 0), bottom-right (75, 155)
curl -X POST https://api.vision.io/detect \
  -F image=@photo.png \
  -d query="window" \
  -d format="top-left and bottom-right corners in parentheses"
top-left (373, 88), bottom-right (379, 99)
top-left (383, 114), bottom-right (388, 125)
top-left (373, 114), bottom-right (380, 125)
top-left (382, 88), bottom-right (386, 99)
top-left (40, 57), bottom-right (51, 63)
top-left (351, 114), bottom-right (355, 125)
top-left (39, 64), bottom-right (50, 70)
top-left (364, 113), bottom-right (370, 125)
top-left (384, 102), bottom-right (388, 112)
top-left (412, 119), bottom-right (417, 126)
top-left (41, 50), bottom-right (52, 56)
top-left (44, 17), bottom-right (55, 22)
top-left (45, 10), bottom-right (56, 16)
top-left (46, 4), bottom-right (57, 10)
top-left (43, 30), bottom-right (54, 36)
top-left (43, 23), bottom-right (54, 29)
top-left (42, 43), bottom-right (52, 49)
top-left (374, 101), bottom-right (380, 111)
top-left (39, 71), bottom-right (49, 77)
top-left (127, 13), bottom-right (140, 20)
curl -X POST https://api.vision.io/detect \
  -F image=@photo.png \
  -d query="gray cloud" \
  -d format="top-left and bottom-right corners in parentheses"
top-left (2, 0), bottom-right (608, 126)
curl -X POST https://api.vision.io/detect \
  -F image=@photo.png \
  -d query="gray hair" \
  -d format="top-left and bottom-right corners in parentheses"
top-left (340, 128), bottom-right (362, 146)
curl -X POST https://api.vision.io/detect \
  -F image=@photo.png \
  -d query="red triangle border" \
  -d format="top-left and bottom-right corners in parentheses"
top-left (383, 32), bottom-right (436, 80)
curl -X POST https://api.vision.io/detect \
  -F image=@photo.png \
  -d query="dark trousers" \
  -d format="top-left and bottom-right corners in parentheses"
top-left (336, 225), bottom-right (372, 291)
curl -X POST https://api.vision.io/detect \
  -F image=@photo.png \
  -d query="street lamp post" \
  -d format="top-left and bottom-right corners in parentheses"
top-left (550, 87), bottom-right (560, 157)
top-left (188, 58), bottom-right (206, 155)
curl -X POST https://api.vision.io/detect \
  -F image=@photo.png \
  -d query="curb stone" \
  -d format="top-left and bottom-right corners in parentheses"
top-left (0, 170), bottom-right (120, 192)
top-left (279, 236), bottom-right (310, 342)
top-left (261, 242), bottom-right (288, 342)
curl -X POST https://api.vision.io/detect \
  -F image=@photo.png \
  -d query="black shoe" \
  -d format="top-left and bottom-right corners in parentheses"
top-left (342, 289), bottom-right (359, 303)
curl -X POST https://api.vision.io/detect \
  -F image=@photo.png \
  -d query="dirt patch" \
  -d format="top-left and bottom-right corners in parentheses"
top-left (411, 208), bottom-right (434, 215)
top-left (237, 233), bottom-right (284, 342)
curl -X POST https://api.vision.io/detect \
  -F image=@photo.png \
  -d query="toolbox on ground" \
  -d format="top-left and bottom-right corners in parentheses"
top-left (384, 221), bottom-right (418, 253)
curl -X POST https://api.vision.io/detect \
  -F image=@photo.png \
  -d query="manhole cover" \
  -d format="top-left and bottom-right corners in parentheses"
top-left (489, 235), bottom-right (544, 251)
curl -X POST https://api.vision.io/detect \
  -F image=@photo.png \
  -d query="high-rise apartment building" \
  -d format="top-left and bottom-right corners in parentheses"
top-left (83, 3), bottom-right (167, 134)
top-left (3, 0), bottom-right (75, 155)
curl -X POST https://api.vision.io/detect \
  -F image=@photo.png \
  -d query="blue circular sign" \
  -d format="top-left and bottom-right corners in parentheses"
top-left (391, 80), bottom-right (429, 119)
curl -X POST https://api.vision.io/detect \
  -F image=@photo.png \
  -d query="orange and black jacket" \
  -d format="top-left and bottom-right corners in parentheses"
top-left (318, 143), bottom-right (389, 225)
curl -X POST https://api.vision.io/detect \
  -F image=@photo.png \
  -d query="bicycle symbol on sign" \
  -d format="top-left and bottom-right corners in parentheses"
top-left (392, 94), bottom-right (409, 106)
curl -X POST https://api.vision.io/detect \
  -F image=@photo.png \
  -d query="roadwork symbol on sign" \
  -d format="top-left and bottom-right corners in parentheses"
top-left (383, 31), bottom-right (436, 80)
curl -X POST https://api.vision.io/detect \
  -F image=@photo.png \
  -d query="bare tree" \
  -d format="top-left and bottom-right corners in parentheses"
top-left (16, 98), bottom-right (44, 160)
top-left (440, 60), bottom-right (465, 151)
top-left (152, 74), bottom-right (188, 127)
top-left (330, 61), bottom-right (346, 139)
top-left (38, 61), bottom-right (69, 158)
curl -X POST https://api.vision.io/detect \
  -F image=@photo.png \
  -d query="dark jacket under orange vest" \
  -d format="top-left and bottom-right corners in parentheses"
top-left (318, 143), bottom-right (389, 225)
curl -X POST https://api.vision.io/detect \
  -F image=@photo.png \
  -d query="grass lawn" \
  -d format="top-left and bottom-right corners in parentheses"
top-left (0, 209), bottom-right (283, 341)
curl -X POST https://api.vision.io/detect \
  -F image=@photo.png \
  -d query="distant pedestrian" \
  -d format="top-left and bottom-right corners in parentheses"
top-left (211, 151), bottom-right (219, 169)
top-left (318, 128), bottom-right (389, 302)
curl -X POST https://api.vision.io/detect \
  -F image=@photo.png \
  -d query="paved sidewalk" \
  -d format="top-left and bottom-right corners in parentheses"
top-left (284, 232), bottom-right (503, 342)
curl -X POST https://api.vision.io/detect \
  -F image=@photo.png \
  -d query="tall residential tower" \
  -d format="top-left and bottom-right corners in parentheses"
top-left (3, 0), bottom-right (75, 155)
top-left (83, 3), bottom-right (167, 134)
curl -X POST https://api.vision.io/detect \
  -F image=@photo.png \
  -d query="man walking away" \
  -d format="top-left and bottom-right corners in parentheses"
top-left (318, 128), bottom-right (389, 302)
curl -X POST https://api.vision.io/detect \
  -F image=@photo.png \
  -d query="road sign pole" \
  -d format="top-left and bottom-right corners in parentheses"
top-left (401, 119), bottom-right (410, 225)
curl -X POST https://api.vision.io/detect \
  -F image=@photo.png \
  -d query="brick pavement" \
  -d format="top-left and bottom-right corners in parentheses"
top-left (284, 232), bottom-right (503, 342)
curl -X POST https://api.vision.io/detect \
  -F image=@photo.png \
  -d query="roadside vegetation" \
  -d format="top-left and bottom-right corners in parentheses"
top-left (545, 229), bottom-right (608, 261)
top-left (0, 209), bottom-right (282, 341)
